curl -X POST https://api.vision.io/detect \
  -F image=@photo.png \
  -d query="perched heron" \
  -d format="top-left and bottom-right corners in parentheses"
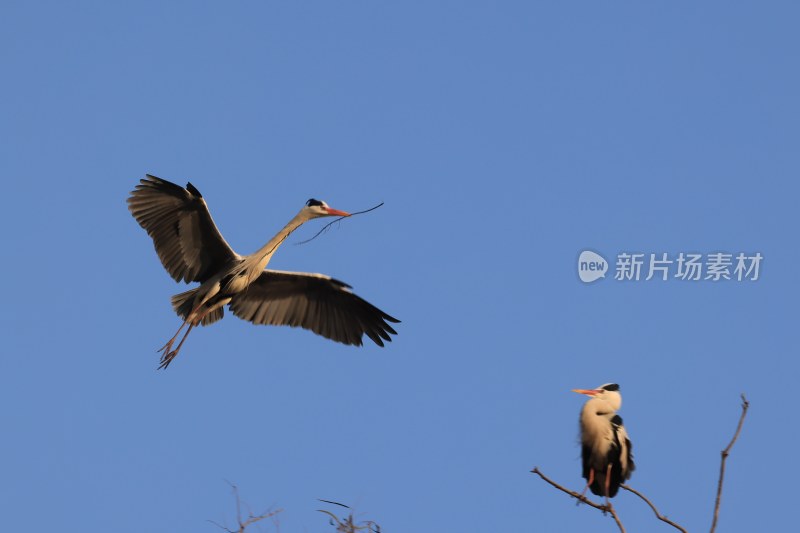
top-left (127, 175), bottom-right (399, 368)
top-left (573, 383), bottom-right (635, 501)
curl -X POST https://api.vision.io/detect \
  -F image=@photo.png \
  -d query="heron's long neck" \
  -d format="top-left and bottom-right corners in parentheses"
top-left (583, 399), bottom-right (616, 420)
top-left (249, 212), bottom-right (308, 273)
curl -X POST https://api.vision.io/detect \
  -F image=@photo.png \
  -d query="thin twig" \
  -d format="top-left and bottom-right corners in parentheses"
top-left (531, 467), bottom-right (626, 533)
top-left (609, 505), bottom-right (625, 533)
top-left (319, 499), bottom-right (352, 509)
top-left (317, 500), bottom-right (380, 532)
top-left (295, 202), bottom-right (384, 246)
top-left (620, 484), bottom-right (687, 533)
top-left (710, 393), bottom-right (750, 533)
top-left (209, 482), bottom-right (282, 532)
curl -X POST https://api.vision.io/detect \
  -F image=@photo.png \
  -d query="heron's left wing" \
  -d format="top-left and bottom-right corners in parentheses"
top-left (611, 415), bottom-right (635, 477)
top-left (228, 269), bottom-right (399, 347)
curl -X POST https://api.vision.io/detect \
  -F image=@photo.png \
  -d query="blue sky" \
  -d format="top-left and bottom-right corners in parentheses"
top-left (1, 1), bottom-right (797, 531)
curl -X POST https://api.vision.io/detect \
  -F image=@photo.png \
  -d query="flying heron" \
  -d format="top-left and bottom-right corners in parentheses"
top-left (127, 175), bottom-right (399, 368)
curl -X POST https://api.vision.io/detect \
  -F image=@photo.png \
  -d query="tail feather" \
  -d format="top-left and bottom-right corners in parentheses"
top-left (201, 307), bottom-right (224, 325)
top-left (171, 288), bottom-right (198, 321)
top-left (170, 288), bottom-right (225, 326)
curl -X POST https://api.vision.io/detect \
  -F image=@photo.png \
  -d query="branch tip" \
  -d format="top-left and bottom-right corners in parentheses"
top-left (710, 393), bottom-right (750, 533)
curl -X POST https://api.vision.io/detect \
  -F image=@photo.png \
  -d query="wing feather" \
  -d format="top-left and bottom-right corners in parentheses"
top-left (229, 270), bottom-right (399, 346)
top-left (128, 175), bottom-right (238, 283)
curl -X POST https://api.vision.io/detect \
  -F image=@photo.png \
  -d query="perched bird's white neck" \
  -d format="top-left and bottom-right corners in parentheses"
top-left (581, 397), bottom-right (618, 419)
top-left (579, 395), bottom-right (621, 446)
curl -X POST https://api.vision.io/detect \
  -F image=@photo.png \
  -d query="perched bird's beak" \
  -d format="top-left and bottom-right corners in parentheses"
top-left (325, 207), bottom-right (351, 217)
top-left (572, 388), bottom-right (599, 396)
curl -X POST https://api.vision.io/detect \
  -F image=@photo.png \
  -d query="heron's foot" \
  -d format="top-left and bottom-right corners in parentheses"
top-left (158, 348), bottom-right (179, 370)
top-left (157, 340), bottom-right (179, 369)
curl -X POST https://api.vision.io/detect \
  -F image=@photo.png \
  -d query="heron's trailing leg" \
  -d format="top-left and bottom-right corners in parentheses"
top-left (158, 323), bottom-right (195, 369)
top-left (158, 320), bottom-right (188, 356)
top-left (158, 302), bottom-right (206, 369)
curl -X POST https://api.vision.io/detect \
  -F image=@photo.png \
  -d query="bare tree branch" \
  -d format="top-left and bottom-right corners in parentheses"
top-left (317, 500), bottom-right (381, 532)
top-left (530, 467), bottom-right (625, 533)
top-left (209, 482), bottom-right (282, 532)
top-left (620, 484), bottom-right (687, 533)
top-left (710, 393), bottom-right (749, 533)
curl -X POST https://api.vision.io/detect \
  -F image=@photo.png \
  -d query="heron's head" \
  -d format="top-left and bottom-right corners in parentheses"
top-left (303, 198), bottom-right (351, 219)
top-left (572, 383), bottom-right (622, 410)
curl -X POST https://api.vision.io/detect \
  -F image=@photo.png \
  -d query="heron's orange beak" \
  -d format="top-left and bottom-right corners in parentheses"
top-left (325, 207), bottom-right (351, 217)
top-left (572, 388), bottom-right (599, 396)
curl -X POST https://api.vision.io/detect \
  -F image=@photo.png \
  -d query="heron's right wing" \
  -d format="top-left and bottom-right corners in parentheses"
top-left (127, 175), bottom-right (238, 282)
top-left (228, 269), bottom-right (400, 347)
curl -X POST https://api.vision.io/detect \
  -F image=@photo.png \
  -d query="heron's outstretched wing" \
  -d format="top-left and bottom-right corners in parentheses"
top-left (127, 175), bottom-right (238, 283)
top-left (229, 269), bottom-right (400, 346)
